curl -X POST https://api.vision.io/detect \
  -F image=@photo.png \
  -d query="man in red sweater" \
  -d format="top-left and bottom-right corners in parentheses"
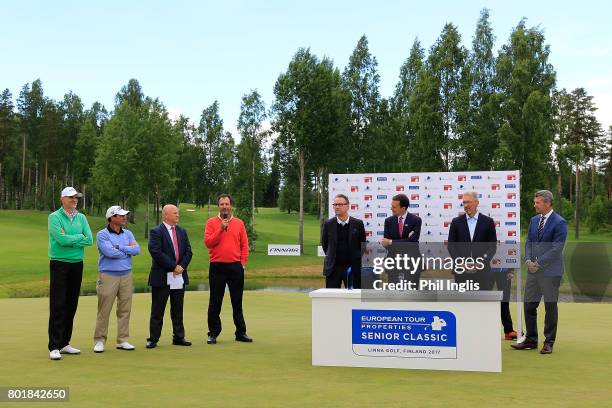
top-left (204, 194), bottom-right (252, 344)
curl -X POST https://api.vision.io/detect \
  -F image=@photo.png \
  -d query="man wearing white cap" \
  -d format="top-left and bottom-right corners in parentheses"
top-left (47, 187), bottom-right (93, 360)
top-left (93, 206), bottom-right (140, 353)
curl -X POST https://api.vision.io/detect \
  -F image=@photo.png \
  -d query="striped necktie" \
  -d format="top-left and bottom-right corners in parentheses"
top-left (537, 215), bottom-right (546, 240)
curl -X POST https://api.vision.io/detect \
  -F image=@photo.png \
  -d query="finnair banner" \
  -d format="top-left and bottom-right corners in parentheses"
top-left (267, 244), bottom-right (301, 256)
top-left (329, 171), bottom-right (521, 267)
top-left (352, 309), bottom-right (457, 359)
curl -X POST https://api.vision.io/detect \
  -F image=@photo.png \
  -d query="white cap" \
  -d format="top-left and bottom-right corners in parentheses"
top-left (105, 205), bottom-right (130, 219)
top-left (61, 187), bottom-right (83, 198)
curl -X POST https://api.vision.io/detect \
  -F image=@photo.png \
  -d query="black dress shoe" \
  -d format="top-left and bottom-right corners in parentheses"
top-left (207, 336), bottom-right (217, 345)
top-left (510, 341), bottom-right (538, 350)
top-left (172, 339), bottom-right (192, 346)
top-left (235, 334), bottom-right (253, 343)
top-left (146, 341), bottom-right (157, 349)
top-left (540, 343), bottom-right (554, 354)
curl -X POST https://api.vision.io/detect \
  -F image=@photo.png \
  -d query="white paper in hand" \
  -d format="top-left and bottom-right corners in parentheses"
top-left (167, 272), bottom-right (184, 290)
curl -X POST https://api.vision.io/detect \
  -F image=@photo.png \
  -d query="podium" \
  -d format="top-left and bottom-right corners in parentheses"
top-left (309, 289), bottom-right (502, 372)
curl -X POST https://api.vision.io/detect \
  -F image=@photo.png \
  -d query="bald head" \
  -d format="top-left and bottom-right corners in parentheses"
top-left (162, 204), bottom-right (179, 225)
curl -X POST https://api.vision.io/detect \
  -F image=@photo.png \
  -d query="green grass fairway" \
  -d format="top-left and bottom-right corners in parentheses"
top-left (0, 292), bottom-right (610, 407)
top-left (0, 207), bottom-right (325, 298)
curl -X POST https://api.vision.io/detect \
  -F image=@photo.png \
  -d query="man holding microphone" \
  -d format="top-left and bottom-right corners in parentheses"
top-left (204, 194), bottom-right (252, 345)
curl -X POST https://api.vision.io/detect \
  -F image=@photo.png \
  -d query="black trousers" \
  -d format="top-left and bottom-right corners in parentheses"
top-left (208, 262), bottom-right (246, 337)
top-left (492, 272), bottom-right (514, 333)
top-left (326, 263), bottom-right (361, 289)
top-left (148, 286), bottom-right (185, 342)
top-left (524, 272), bottom-right (561, 344)
top-left (48, 260), bottom-right (83, 351)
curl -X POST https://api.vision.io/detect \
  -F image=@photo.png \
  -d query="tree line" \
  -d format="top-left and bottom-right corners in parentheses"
top-left (0, 9), bottom-right (610, 248)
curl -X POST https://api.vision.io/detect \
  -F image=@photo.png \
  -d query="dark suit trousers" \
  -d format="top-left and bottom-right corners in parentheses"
top-left (492, 272), bottom-right (514, 333)
top-left (48, 260), bottom-right (83, 351)
top-left (148, 286), bottom-right (185, 342)
top-left (208, 262), bottom-right (247, 337)
top-left (326, 264), bottom-right (356, 289)
top-left (524, 272), bottom-right (561, 344)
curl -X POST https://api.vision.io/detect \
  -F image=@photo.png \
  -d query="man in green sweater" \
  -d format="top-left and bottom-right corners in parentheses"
top-left (47, 187), bottom-right (93, 360)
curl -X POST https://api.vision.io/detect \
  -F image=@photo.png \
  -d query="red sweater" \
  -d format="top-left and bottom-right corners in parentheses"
top-left (204, 216), bottom-right (249, 265)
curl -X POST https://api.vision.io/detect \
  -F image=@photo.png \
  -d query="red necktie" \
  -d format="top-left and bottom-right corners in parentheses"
top-left (171, 226), bottom-right (180, 263)
top-left (398, 216), bottom-right (404, 238)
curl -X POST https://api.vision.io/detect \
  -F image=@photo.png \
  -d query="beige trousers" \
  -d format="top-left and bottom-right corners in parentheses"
top-left (94, 272), bottom-right (133, 344)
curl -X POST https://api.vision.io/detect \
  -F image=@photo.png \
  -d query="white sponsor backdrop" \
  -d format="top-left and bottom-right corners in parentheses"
top-left (329, 171), bottom-right (520, 268)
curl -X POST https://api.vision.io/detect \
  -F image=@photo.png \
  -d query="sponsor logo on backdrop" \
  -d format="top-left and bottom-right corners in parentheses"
top-left (364, 195), bottom-right (372, 201)
top-left (508, 231), bottom-right (517, 237)
top-left (491, 184), bottom-right (500, 190)
top-left (409, 204), bottom-right (419, 209)
top-left (508, 212), bottom-right (516, 218)
top-left (507, 193), bottom-right (516, 199)
top-left (471, 175), bottom-right (482, 180)
top-left (411, 194), bottom-right (420, 201)
top-left (364, 176), bottom-right (372, 183)
top-left (364, 213), bottom-right (372, 219)
top-left (377, 213), bottom-right (387, 218)
top-left (505, 203), bottom-right (516, 207)
top-left (351, 186), bottom-right (359, 192)
top-left (443, 203), bottom-right (452, 209)
top-left (377, 176), bottom-right (387, 181)
top-left (507, 174), bottom-right (516, 181)
top-left (409, 185), bottom-right (419, 190)
top-left (458, 175), bottom-right (466, 181)
top-left (505, 184), bottom-right (516, 188)
top-left (376, 194), bottom-right (387, 199)
top-left (351, 204), bottom-right (359, 210)
top-left (396, 185), bottom-right (405, 191)
top-left (411, 176), bottom-right (419, 182)
top-left (443, 185), bottom-right (452, 191)
top-left (505, 221), bottom-right (516, 226)
top-left (492, 203), bottom-right (500, 209)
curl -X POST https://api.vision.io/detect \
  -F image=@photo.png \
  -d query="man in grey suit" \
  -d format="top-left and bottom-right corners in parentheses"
top-left (321, 194), bottom-right (366, 289)
top-left (512, 190), bottom-right (567, 354)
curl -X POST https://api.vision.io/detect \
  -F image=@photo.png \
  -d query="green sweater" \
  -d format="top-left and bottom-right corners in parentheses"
top-left (48, 208), bottom-right (93, 262)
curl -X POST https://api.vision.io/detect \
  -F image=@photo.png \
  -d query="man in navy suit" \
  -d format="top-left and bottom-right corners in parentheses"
top-left (381, 194), bottom-right (422, 285)
top-left (447, 191), bottom-right (498, 290)
top-left (321, 194), bottom-right (366, 288)
top-left (146, 204), bottom-right (193, 348)
top-left (512, 190), bottom-right (567, 354)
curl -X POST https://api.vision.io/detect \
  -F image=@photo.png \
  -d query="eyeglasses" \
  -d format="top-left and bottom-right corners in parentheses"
top-left (332, 203), bottom-right (348, 207)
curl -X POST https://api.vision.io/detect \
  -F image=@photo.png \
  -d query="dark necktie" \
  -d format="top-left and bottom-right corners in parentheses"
top-left (537, 215), bottom-right (546, 240)
top-left (398, 216), bottom-right (404, 238)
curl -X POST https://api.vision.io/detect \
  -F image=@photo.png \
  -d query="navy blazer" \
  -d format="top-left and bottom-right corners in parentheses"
top-left (447, 213), bottom-right (497, 270)
top-left (525, 211), bottom-right (567, 277)
top-left (383, 212), bottom-right (421, 242)
top-left (147, 223), bottom-right (193, 287)
top-left (321, 216), bottom-right (366, 277)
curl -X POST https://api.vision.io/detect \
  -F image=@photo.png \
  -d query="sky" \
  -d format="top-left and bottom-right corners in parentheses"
top-left (1, 0), bottom-right (611, 139)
